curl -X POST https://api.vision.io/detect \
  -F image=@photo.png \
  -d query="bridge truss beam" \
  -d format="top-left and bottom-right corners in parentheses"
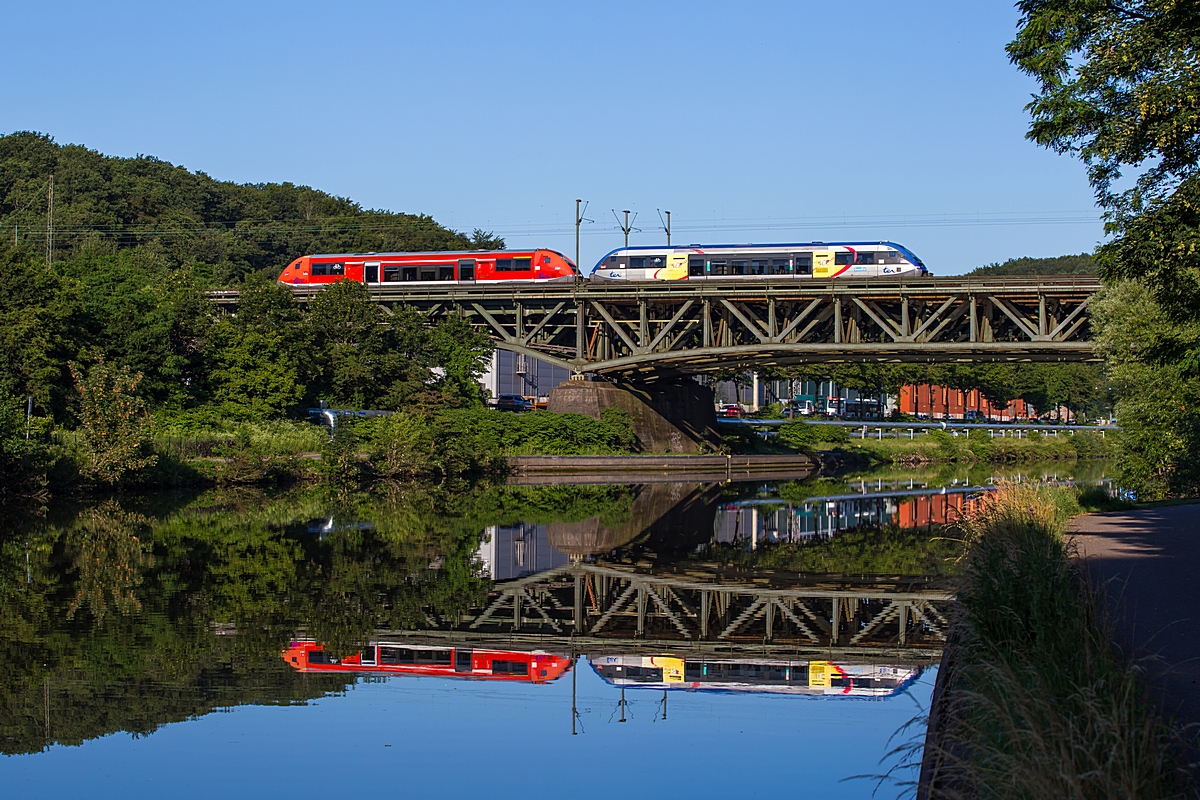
top-left (220, 277), bottom-right (1101, 378)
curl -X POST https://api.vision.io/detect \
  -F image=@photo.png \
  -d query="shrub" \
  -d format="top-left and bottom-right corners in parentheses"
top-left (778, 420), bottom-right (849, 449)
top-left (69, 360), bottom-right (157, 484)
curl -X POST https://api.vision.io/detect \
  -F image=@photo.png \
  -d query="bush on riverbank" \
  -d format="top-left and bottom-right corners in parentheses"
top-left (366, 407), bottom-right (637, 479)
top-left (930, 483), bottom-right (1190, 798)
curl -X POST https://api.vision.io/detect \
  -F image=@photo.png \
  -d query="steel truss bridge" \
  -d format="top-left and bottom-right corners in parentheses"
top-left (402, 562), bottom-right (953, 659)
top-left (216, 276), bottom-right (1102, 379)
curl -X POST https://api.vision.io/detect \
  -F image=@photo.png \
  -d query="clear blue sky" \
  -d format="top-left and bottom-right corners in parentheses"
top-left (3, 1), bottom-right (1103, 274)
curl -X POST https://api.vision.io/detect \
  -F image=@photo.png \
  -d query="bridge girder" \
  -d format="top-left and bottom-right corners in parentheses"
top-left (215, 277), bottom-right (1102, 378)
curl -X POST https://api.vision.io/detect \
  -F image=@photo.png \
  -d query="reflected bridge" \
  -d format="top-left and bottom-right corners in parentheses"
top-left (406, 562), bottom-right (954, 661)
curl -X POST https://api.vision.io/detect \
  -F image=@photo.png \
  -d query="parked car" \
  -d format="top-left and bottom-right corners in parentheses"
top-left (495, 394), bottom-right (534, 412)
top-left (719, 404), bottom-right (743, 418)
top-left (964, 409), bottom-right (984, 422)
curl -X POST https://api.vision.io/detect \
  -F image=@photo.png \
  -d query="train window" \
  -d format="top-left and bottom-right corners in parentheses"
top-left (751, 259), bottom-right (769, 275)
top-left (855, 252), bottom-right (875, 265)
top-left (455, 649), bottom-right (473, 672)
top-left (379, 647), bottom-right (417, 665)
top-left (495, 258), bottom-right (532, 272)
top-left (360, 646), bottom-right (377, 665)
top-left (650, 256), bottom-right (666, 268)
top-left (415, 649), bottom-right (452, 665)
top-left (771, 258), bottom-right (792, 274)
top-left (330, 263), bottom-right (345, 275)
top-left (709, 259), bottom-right (728, 275)
top-left (794, 253), bottom-right (813, 275)
top-left (438, 266), bottom-right (455, 281)
top-left (402, 267), bottom-right (418, 281)
top-left (731, 260), bottom-right (748, 275)
top-left (835, 252), bottom-right (855, 265)
top-left (308, 650), bottom-right (339, 665)
top-left (685, 663), bottom-right (704, 679)
top-left (419, 268), bottom-right (436, 281)
top-left (629, 257), bottom-right (646, 269)
top-left (887, 250), bottom-right (899, 260)
top-left (607, 256), bottom-right (619, 267)
top-left (491, 660), bottom-right (529, 675)
top-left (689, 257), bottom-right (705, 276)
top-left (382, 266), bottom-right (398, 282)
top-left (542, 255), bottom-right (552, 266)
top-left (312, 263), bottom-right (328, 276)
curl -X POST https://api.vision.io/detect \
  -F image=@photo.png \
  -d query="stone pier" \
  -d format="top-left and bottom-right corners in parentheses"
top-left (546, 380), bottom-right (719, 453)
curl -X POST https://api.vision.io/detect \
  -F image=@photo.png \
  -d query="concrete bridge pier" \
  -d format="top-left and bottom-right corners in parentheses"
top-left (546, 379), bottom-right (720, 453)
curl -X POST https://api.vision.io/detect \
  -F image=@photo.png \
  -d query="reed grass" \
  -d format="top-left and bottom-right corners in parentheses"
top-left (926, 482), bottom-right (1194, 799)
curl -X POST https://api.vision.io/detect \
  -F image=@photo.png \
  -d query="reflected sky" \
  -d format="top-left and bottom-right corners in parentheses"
top-left (2, 664), bottom-right (935, 799)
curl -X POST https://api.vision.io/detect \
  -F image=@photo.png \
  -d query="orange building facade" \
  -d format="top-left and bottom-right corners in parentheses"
top-left (897, 384), bottom-right (1034, 422)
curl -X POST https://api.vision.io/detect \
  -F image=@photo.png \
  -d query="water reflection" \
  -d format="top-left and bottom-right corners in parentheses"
top-left (2, 461), bottom-right (1116, 783)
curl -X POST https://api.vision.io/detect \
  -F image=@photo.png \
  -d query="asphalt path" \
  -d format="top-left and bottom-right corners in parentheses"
top-left (1071, 504), bottom-right (1200, 726)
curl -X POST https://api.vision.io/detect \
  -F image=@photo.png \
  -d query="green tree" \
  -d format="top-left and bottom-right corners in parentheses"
top-left (208, 276), bottom-right (305, 419)
top-left (70, 359), bottom-right (157, 484)
top-left (1009, 2), bottom-right (1200, 321)
top-left (1092, 281), bottom-right (1200, 496)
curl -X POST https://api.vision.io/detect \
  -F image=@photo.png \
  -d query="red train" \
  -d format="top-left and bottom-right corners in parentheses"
top-left (278, 249), bottom-right (577, 286)
top-left (282, 640), bottom-right (572, 684)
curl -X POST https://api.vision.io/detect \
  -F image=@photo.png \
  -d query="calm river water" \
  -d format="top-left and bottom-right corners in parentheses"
top-left (0, 461), bottom-right (1111, 798)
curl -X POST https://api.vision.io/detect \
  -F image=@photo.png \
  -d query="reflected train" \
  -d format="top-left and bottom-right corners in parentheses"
top-left (283, 641), bottom-right (572, 684)
top-left (591, 241), bottom-right (929, 281)
top-left (590, 654), bottom-right (920, 697)
top-left (278, 249), bottom-right (578, 286)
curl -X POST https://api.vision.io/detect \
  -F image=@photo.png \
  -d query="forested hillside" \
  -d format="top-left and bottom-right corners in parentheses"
top-left (967, 253), bottom-right (1095, 276)
top-left (0, 131), bottom-right (500, 284)
top-left (0, 133), bottom-right (499, 432)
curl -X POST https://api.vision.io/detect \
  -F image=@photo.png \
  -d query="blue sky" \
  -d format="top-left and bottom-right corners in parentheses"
top-left (3, 1), bottom-right (1103, 274)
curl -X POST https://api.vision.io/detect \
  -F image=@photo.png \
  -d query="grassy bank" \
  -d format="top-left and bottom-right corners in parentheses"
top-left (773, 421), bottom-right (1115, 465)
top-left (926, 483), bottom-right (1190, 798)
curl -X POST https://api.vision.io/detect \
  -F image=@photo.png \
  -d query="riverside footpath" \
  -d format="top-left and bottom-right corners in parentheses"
top-left (1071, 505), bottom-right (1200, 726)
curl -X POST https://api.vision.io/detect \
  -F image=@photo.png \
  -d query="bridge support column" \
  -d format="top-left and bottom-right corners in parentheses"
top-left (547, 380), bottom-right (720, 453)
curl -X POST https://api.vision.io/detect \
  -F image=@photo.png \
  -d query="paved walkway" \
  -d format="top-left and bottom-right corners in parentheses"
top-left (1071, 504), bottom-right (1200, 725)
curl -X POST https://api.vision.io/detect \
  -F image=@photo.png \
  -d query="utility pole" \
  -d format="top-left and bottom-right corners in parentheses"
top-left (46, 174), bottom-right (54, 267)
top-left (574, 199), bottom-right (591, 270)
top-left (613, 209), bottom-right (637, 248)
top-left (657, 209), bottom-right (671, 245)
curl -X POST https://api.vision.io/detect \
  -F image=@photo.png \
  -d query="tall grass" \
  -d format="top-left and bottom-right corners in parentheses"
top-left (926, 482), bottom-right (1193, 799)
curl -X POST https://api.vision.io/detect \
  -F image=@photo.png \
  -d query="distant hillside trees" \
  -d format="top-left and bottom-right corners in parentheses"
top-left (0, 131), bottom-right (501, 285)
top-left (967, 253), bottom-right (1095, 277)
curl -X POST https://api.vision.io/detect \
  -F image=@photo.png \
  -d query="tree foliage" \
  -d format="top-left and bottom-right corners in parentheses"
top-left (1009, 2), bottom-right (1200, 320)
top-left (0, 131), bottom-right (497, 284)
top-left (69, 359), bottom-right (157, 484)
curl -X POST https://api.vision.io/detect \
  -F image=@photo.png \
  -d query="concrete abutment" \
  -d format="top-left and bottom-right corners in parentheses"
top-left (546, 380), bottom-right (720, 454)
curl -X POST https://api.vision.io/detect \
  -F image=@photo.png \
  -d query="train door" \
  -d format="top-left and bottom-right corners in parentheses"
top-left (663, 253), bottom-right (688, 280)
top-left (364, 261), bottom-right (379, 284)
top-left (458, 260), bottom-right (475, 282)
top-left (812, 251), bottom-right (834, 279)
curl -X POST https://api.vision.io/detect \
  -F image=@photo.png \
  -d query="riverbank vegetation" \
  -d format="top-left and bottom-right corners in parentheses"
top-left (775, 420), bottom-right (1114, 466)
top-left (928, 482), bottom-right (1192, 798)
